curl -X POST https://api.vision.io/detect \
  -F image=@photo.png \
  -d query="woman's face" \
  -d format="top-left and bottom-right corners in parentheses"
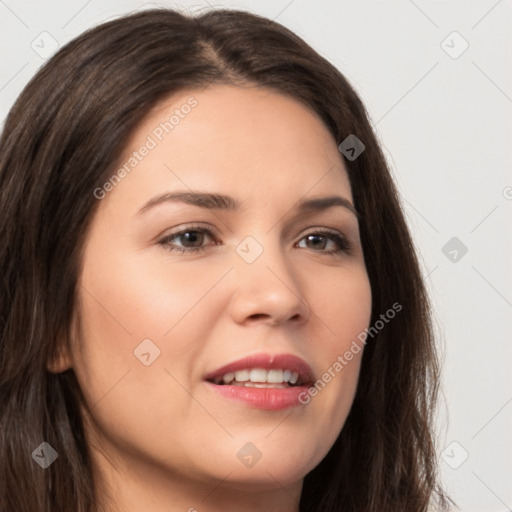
top-left (61, 85), bottom-right (372, 495)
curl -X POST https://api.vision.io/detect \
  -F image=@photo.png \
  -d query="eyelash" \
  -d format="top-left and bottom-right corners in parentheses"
top-left (158, 224), bottom-right (351, 255)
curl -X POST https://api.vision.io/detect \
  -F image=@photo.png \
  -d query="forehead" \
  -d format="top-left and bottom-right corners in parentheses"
top-left (101, 84), bottom-right (352, 214)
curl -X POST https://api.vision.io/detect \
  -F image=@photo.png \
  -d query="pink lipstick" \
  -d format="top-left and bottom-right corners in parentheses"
top-left (204, 353), bottom-right (314, 410)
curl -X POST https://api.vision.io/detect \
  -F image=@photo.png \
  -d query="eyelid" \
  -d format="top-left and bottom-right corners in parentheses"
top-left (160, 222), bottom-right (219, 239)
top-left (301, 226), bottom-right (345, 236)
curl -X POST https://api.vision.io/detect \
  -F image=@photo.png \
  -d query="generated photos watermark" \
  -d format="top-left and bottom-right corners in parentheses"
top-left (298, 302), bottom-right (402, 404)
top-left (93, 96), bottom-right (198, 200)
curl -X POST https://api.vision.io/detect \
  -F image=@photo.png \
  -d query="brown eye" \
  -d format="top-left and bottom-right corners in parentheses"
top-left (296, 231), bottom-right (351, 254)
top-left (159, 226), bottom-right (217, 253)
top-left (174, 230), bottom-right (206, 247)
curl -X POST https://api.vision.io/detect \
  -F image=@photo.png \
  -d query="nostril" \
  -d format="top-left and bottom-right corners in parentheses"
top-left (248, 313), bottom-right (268, 321)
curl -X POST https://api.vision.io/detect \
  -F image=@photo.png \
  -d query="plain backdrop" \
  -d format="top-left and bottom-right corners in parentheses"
top-left (1, 1), bottom-right (511, 510)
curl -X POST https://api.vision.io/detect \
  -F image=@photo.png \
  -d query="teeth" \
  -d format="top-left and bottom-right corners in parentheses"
top-left (249, 368), bottom-right (267, 382)
top-left (242, 382), bottom-right (287, 388)
top-left (222, 372), bottom-right (235, 384)
top-left (266, 369), bottom-right (283, 383)
top-left (218, 368), bottom-right (302, 386)
top-left (234, 369), bottom-right (250, 382)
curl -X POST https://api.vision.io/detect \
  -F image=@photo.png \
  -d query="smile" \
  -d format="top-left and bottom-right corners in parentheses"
top-left (204, 353), bottom-right (314, 410)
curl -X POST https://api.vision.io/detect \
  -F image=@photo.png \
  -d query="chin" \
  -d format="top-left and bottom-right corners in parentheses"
top-left (206, 442), bottom-right (323, 489)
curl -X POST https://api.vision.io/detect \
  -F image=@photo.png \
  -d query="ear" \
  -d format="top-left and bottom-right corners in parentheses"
top-left (47, 304), bottom-right (83, 373)
top-left (46, 329), bottom-right (73, 373)
top-left (46, 343), bottom-right (73, 373)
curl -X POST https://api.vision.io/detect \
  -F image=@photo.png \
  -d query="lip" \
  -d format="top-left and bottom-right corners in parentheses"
top-left (204, 353), bottom-right (315, 411)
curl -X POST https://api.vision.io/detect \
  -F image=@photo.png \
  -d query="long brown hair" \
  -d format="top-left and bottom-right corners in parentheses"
top-left (0, 8), bottom-right (450, 511)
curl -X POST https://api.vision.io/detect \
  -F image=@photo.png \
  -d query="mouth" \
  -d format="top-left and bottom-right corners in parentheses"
top-left (204, 353), bottom-right (314, 410)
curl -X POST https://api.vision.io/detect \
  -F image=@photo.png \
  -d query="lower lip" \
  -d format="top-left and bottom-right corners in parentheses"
top-left (205, 381), bottom-right (310, 410)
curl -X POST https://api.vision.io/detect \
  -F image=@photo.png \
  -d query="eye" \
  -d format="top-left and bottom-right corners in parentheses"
top-left (296, 230), bottom-right (351, 254)
top-left (158, 225), bottom-right (218, 253)
top-left (158, 225), bottom-right (351, 255)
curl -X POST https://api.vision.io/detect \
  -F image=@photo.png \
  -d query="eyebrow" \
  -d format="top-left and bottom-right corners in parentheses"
top-left (137, 191), bottom-right (357, 217)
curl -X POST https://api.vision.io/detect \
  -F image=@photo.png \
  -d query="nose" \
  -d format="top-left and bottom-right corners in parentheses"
top-left (228, 239), bottom-right (310, 327)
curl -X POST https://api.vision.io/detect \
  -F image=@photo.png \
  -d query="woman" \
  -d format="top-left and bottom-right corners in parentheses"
top-left (0, 8), bottom-right (451, 512)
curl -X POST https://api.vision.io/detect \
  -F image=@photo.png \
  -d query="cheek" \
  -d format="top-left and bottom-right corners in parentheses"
top-left (77, 241), bottom-right (224, 350)
top-left (302, 266), bottom-right (371, 425)
top-left (307, 264), bottom-right (372, 349)
top-left (72, 248), bottom-right (228, 409)
top-left (70, 264), bottom-right (220, 462)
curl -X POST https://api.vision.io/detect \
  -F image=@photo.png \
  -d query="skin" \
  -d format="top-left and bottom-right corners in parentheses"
top-left (50, 85), bottom-right (372, 512)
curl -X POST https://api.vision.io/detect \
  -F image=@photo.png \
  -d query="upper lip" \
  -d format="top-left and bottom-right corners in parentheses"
top-left (204, 353), bottom-right (315, 384)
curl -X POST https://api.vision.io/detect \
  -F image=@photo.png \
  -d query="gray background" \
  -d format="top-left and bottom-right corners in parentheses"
top-left (1, 1), bottom-right (511, 510)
